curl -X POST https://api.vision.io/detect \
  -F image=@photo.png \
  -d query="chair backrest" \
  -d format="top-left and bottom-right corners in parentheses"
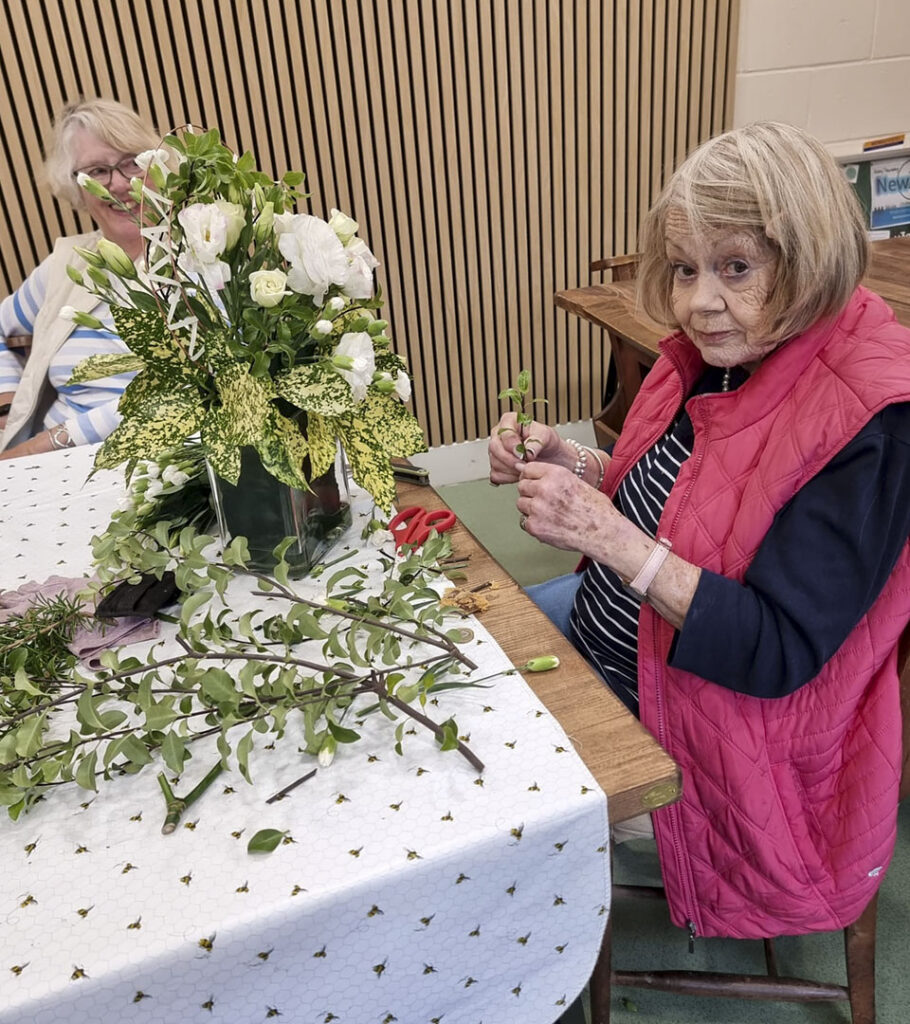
top-left (589, 253), bottom-right (641, 281)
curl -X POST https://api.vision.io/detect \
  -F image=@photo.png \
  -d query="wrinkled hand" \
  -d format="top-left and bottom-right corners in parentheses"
top-left (515, 460), bottom-right (622, 552)
top-left (488, 412), bottom-right (564, 485)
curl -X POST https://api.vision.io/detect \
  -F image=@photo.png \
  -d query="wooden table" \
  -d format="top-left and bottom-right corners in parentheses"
top-left (556, 235), bottom-right (910, 445)
top-left (398, 480), bottom-right (681, 824)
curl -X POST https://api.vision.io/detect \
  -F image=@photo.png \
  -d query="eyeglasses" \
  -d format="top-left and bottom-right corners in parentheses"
top-left (73, 155), bottom-right (142, 186)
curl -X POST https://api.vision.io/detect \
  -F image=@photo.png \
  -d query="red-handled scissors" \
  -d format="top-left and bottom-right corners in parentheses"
top-left (388, 505), bottom-right (457, 550)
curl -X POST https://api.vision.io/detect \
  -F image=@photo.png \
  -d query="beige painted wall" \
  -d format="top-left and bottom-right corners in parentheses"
top-left (733, 0), bottom-right (910, 150)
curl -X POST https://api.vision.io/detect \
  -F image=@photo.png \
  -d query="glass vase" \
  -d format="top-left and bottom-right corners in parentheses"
top-left (207, 444), bottom-right (352, 577)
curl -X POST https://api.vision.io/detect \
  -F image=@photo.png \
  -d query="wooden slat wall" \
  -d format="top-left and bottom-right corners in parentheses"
top-left (0, 0), bottom-right (738, 447)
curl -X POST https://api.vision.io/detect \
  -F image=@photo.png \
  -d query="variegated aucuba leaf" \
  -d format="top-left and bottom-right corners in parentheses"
top-left (213, 364), bottom-right (275, 445)
top-left (200, 409), bottom-right (242, 484)
top-left (110, 306), bottom-right (203, 385)
top-left (373, 351), bottom-right (409, 375)
top-left (117, 370), bottom-right (195, 419)
top-left (253, 407), bottom-right (311, 490)
top-left (305, 411), bottom-right (339, 479)
top-left (67, 352), bottom-right (145, 384)
top-left (333, 394), bottom-right (426, 512)
top-left (274, 362), bottom-right (355, 416)
top-left (93, 392), bottom-right (206, 469)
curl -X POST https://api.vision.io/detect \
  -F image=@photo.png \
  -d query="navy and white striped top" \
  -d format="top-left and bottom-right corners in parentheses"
top-left (570, 374), bottom-right (707, 714)
top-left (569, 367), bottom-right (910, 712)
top-left (0, 252), bottom-right (137, 445)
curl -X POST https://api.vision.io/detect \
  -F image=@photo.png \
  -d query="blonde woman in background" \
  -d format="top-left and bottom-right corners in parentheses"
top-left (0, 98), bottom-right (159, 459)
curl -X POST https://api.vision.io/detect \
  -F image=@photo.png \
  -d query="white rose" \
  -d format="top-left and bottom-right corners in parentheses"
top-left (332, 331), bottom-right (376, 403)
top-left (214, 199), bottom-right (246, 250)
top-left (328, 208), bottom-right (359, 245)
top-left (342, 236), bottom-right (379, 300)
top-left (249, 268), bottom-right (290, 308)
top-left (278, 214), bottom-right (349, 304)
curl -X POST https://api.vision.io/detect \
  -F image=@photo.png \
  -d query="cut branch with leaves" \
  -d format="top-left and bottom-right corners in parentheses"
top-left (0, 521), bottom-right (485, 823)
top-left (497, 369), bottom-right (548, 461)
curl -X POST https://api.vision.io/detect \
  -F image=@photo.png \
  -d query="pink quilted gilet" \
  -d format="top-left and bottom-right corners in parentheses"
top-left (604, 287), bottom-right (910, 939)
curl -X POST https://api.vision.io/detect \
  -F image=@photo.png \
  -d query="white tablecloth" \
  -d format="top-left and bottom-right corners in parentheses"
top-left (0, 447), bottom-right (609, 1024)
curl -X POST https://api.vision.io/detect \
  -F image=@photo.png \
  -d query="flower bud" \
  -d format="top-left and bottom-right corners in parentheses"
top-left (327, 296), bottom-right (346, 313)
top-left (65, 264), bottom-right (85, 286)
top-left (70, 311), bottom-right (105, 329)
top-left (372, 372), bottom-right (396, 394)
top-left (332, 354), bottom-right (355, 371)
top-left (312, 319), bottom-right (333, 336)
top-left (253, 201), bottom-right (274, 242)
top-left (318, 735), bottom-right (337, 767)
top-left (59, 305), bottom-right (77, 322)
top-left (74, 246), bottom-right (106, 268)
top-left (367, 319), bottom-right (388, 336)
top-left (87, 266), bottom-right (112, 289)
top-left (97, 238), bottom-right (138, 279)
top-left (77, 173), bottom-right (113, 200)
top-left (349, 315), bottom-right (371, 333)
top-left (521, 655), bottom-right (561, 673)
top-left (328, 207), bottom-right (359, 245)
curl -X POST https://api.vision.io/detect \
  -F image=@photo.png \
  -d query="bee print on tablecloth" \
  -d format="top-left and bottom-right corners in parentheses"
top-left (197, 934), bottom-right (216, 953)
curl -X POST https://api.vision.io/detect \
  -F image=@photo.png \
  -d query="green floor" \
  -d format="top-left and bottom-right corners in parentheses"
top-left (438, 475), bottom-right (910, 1024)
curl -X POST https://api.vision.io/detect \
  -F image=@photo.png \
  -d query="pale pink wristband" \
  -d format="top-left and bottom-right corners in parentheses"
top-left (626, 537), bottom-right (672, 599)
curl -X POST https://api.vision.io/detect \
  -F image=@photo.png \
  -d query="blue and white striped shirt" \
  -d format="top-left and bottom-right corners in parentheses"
top-left (0, 254), bottom-right (137, 445)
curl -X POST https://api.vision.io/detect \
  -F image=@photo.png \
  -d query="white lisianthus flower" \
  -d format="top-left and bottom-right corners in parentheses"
top-left (214, 199), bottom-right (246, 250)
top-left (161, 464), bottom-right (191, 488)
top-left (342, 236), bottom-right (379, 299)
top-left (177, 202), bottom-right (232, 291)
top-left (249, 268), bottom-right (290, 308)
top-left (328, 208), bottom-right (359, 245)
top-left (332, 331), bottom-right (376, 403)
top-left (279, 215), bottom-right (349, 304)
top-left (59, 305), bottom-right (76, 321)
top-left (144, 462), bottom-right (161, 479)
top-left (146, 479), bottom-right (164, 499)
top-left (327, 295), bottom-right (346, 313)
top-left (134, 148), bottom-right (176, 175)
top-left (272, 211), bottom-right (298, 237)
top-left (393, 369), bottom-right (412, 402)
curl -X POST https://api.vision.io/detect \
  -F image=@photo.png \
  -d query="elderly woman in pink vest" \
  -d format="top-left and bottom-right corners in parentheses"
top-left (489, 122), bottom-right (910, 941)
top-left (0, 98), bottom-right (159, 460)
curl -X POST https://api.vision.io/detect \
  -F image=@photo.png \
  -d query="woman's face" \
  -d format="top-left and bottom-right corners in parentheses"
top-left (665, 212), bottom-right (779, 370)
top-left (69, 127), bottom-right (142, 255)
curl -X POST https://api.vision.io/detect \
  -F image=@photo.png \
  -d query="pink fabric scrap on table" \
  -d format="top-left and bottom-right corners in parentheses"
top-left (0, 575), bottom-right (159, 670)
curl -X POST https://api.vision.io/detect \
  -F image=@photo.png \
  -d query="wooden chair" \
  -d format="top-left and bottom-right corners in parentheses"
top-left (589, 643), bottom-right (910, 1024)
top-left (587, 255), bottom-right (660, 446)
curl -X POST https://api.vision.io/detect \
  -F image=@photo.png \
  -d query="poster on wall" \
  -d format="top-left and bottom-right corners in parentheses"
top-left (869, 157), bottom-right (910, 230)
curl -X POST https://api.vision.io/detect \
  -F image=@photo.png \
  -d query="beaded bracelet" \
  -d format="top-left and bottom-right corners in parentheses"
top-left (565, 437), bottom-right (588, 479)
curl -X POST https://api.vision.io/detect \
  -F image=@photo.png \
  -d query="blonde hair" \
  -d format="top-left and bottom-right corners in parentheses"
top-left (637, 121), bottom-right (868, 343)
top-left (43, 98), bottom-right (160, 208)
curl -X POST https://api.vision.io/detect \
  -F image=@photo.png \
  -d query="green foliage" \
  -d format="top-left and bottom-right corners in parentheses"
top-left (0, 517), bottom-right (484, 821)
top-left (497, 369), bottom-right (548, 459)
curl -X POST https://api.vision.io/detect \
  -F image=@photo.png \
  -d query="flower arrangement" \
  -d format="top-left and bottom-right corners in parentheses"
top-left (66, 128), bottom-right (425, 512)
